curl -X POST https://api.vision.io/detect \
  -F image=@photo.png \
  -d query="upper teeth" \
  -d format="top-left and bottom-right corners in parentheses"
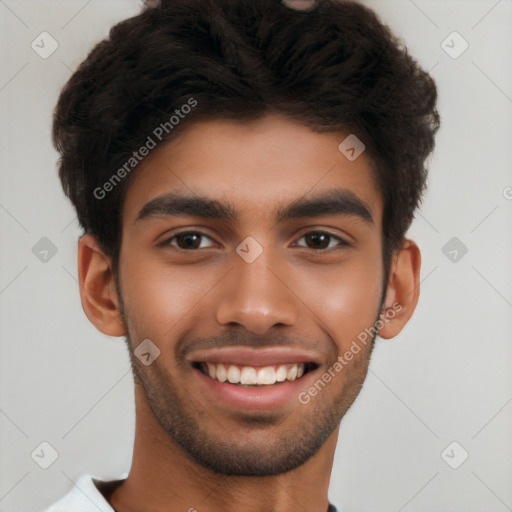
top-left (202, 363), bottom-right (305, 385)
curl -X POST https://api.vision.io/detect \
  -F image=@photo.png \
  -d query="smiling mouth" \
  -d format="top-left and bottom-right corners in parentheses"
top-left (193, 362), bottom-right (318, 387)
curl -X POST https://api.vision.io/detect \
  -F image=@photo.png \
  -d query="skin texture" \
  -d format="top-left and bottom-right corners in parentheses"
top-left (77, 113), bottom-right (421, 512)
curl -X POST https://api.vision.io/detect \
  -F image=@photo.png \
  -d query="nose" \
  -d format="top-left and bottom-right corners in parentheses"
top-left (215, 247), bottom-right (300, 335)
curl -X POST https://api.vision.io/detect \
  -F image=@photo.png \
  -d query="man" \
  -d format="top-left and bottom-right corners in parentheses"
top-left (42, 0), bottom-right (439, 510)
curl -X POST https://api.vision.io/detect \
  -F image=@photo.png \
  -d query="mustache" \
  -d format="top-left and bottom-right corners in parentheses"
top-left (175, 330), bottom-right (334, 362)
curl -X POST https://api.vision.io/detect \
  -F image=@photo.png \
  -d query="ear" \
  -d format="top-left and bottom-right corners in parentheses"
top-left (77, 234), bottom-right (126, 337)
top-left (377, 238), bottom-right (421, 339)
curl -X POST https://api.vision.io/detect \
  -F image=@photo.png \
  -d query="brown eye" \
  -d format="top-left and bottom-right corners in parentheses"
top-left (296, 231), bottom-right (349, 250)
top-left (161, 231), bottom-right (215, 250)
top-left (176, 233), bottom-right (201, 249)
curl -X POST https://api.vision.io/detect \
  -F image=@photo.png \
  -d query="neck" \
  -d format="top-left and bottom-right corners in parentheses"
top-left (106, 385), bottom-right (338, 512)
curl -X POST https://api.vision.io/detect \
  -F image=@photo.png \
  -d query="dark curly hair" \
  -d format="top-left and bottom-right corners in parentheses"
top-left (52, 0), bottom-right (439, 277)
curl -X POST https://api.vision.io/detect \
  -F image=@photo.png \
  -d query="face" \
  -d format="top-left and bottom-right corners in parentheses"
top-left (116, 113), bottom-right (386, 476)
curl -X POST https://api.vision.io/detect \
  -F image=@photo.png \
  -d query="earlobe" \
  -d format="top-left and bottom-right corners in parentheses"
top-left (77, 234), bottom-right (126, 337)
top-left (378, 239), bottom-right (421, 340)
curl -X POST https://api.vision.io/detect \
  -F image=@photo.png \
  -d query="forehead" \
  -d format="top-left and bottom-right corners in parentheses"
top-left (122, 113), bottom-right (383, 227)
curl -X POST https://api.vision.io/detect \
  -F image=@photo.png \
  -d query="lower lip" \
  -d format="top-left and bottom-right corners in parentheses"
top-left (193, 366), bottom-right (318, 410)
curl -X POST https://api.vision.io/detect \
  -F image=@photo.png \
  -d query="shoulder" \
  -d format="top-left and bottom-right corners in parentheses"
top-left (37, 473), bottom-right (119, 512)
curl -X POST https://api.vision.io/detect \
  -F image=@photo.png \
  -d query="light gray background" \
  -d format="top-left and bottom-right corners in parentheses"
top-left (1, 1), bottom-right (511, 511)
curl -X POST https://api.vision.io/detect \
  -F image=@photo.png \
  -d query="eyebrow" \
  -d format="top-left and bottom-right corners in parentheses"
top-left (136, 188), bottom-right (374, 225)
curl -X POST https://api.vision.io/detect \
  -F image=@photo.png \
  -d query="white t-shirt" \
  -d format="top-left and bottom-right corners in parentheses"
top-left (39, 472), bottom-right (128, 512)
top-left (40, 472), bottom-right (340, 512)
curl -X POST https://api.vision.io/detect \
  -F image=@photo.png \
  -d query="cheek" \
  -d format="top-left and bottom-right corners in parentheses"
top-left (119, 254), bottom-right (210, 341)
top-left (299, 256), bottom-right (383, 351)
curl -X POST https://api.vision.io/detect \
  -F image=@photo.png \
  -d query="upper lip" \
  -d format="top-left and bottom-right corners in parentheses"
top-left (186, 346), bottom-right (321, 367)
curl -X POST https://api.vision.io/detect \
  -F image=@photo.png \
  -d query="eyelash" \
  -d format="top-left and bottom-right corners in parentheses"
top-left (158, 230), bottom-right (351, 251)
